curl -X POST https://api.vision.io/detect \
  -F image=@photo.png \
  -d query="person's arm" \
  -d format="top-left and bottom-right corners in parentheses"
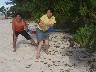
top-left (25, 20), bottom-right (29, 29)
top-left (39, 20), bottom-right (46, 29)
top-left (47, 23), bottom-right (54, 28)
top-left (12, 19), bottom-right (17, 40)
top-left (24, 20), bottom-right (28, 31)
top-left (48, 17), bottom-right (56, 28)
top-left (12, 19), bottom-right (15, 36)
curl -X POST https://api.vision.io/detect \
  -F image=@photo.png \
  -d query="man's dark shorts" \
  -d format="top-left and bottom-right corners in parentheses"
top-left (13, 30), bottom-right (31, 40)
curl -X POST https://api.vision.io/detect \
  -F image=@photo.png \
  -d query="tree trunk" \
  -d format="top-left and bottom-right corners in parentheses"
top-left (4, 12), bottom-right (7, 19)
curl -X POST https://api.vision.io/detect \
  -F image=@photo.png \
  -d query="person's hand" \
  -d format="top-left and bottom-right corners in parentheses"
top-left (40, 23), bottom-right (46, 27)
top-left (47, 24), bottom-right (53, 27)
top-left (39, 23), bottom-right (46, 29)
top-left (14, 35), bottom-right (18, 41)
top-left (24, 26), bottom-right (28, 31)
top-left (25, 28), bottom-right (28, 31)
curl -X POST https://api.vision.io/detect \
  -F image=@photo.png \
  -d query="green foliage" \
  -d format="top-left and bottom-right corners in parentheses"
top-left (7, 0), bottom-right (96, 27)
top-left (0, 6), bottom-right (8, 18)
top-left (75, 23), bottom-right (96, 52)
top-left (5, 0), bottom-right (96, 52)
top-left (79, 6), bottom-right (89, 16)
top-left (0, 6), bottom-right (6, 13)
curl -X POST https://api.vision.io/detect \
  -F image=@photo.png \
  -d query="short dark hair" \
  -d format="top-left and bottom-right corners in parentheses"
top-left (14, 13), bottom-right (22, 18)
top-left (47, 7), bottom-right (54, 14)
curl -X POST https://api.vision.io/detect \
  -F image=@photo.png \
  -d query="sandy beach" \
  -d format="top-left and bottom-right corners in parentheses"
top-left (0, 19), bottom-right (96, 72)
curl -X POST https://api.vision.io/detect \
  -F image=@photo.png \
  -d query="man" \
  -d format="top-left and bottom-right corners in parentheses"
top-left (12, 13), bottom-right (37, 52)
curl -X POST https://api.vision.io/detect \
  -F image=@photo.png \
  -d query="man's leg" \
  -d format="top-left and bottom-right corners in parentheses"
top-left (21, 30), bottom-right (37, 47)
top-left (30, 38), bottom-right (38, 47)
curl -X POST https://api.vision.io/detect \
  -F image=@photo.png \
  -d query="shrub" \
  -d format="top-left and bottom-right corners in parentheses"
top-left (75, 22), bottom-right (96, 52)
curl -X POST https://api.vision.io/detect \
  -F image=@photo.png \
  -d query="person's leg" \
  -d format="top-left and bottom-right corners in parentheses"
top-left (13, 31), bottom-right (19, 52)
top-left (36, 28), bottom-right (45, 59)
top-left (13, 39), bottom-right (17, 52)
top-left (44, 31), bottom-right (49, 54)
top-left (36, 40), bottom-right (44, 59)
top-left (30, 39), bottom-right (38, 47)
top-left (21, 30), bottom-right (37, 47)
top-left (45, 40), bottom-right (49, 55)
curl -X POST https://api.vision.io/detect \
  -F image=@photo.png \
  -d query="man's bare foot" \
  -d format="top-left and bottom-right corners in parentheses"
top-left (32, 43), bottom-right (38, 47)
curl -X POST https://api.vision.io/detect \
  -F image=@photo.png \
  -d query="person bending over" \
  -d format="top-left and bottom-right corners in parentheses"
top-left (12, 13), bottom-right (37, 52)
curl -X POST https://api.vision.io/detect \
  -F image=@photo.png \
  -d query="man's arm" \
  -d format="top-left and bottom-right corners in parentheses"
top-left (24, 20), bottom-right (28, 31)
top-left (12, 19), bottom-right (16, 37)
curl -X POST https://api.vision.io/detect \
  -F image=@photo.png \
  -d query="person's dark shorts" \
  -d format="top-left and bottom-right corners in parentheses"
top-left (14, 30), bottom-right (31, 40)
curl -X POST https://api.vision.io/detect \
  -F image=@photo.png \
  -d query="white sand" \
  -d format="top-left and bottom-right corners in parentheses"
top-left (0, 19), bottom-right (96, 72)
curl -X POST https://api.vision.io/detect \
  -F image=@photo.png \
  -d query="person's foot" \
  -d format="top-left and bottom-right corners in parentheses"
top-left (13, 49), bottom-right (16, 52)
top-left (32, 43), bottom-right (38, 47)
top-left (30, 39), bottom-right (38, 47)
top-left (45, 45), bottom-right (49, 55)
top-left (46, 50), bottom-right (49, 55)
top-left (46, 48), bottom-right (49, 55)
top-left (36, 54), bottom-right (41, 59)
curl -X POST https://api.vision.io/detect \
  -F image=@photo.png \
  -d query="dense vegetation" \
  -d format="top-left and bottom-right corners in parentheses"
top-left (0, 0), bottom-right (96, 51)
